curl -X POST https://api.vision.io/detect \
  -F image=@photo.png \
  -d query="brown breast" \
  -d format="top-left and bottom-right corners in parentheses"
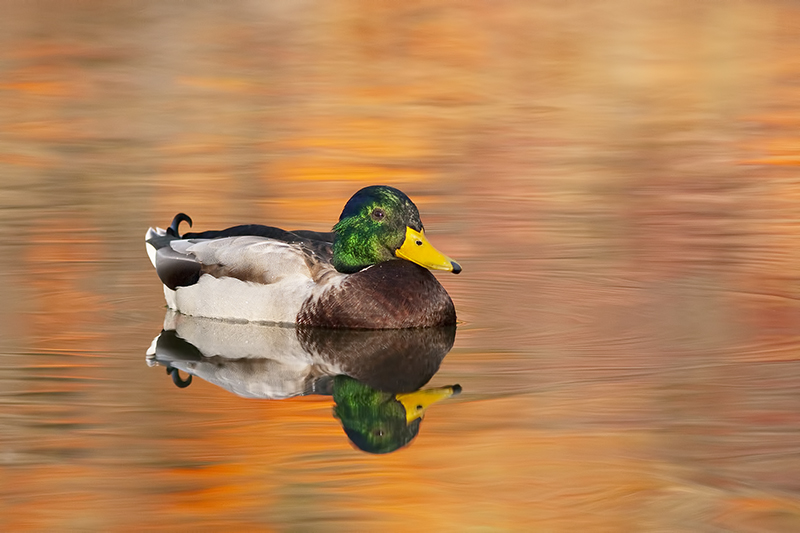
top-left (296, 260), bottom-right (457, 329)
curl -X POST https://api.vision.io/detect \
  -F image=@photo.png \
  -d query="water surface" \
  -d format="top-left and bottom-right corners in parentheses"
top-left (2, 2), bottom-right (800, 530)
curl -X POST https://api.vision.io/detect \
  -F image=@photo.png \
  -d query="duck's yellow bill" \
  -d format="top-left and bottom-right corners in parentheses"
top-left (396, 227), bottom-right (462, 274)
top-left (396, 384), bottom-right (461, 424)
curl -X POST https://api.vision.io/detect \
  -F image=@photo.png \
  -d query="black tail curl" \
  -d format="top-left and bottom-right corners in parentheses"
top-left (166, 366), bottom-right (193, 388)
top-left (167, 213), bottom-right (192, 238)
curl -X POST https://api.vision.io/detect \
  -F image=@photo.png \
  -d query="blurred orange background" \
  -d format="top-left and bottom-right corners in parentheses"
top-left (1, 1), bottom-right (800, 530)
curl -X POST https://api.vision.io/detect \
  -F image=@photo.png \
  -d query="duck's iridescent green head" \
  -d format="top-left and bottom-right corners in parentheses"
top-left (332, 185), bottom-right (461, 274)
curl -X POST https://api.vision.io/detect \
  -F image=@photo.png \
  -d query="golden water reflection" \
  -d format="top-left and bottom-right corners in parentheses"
top-left (2, 0), bottom-right (800, 530)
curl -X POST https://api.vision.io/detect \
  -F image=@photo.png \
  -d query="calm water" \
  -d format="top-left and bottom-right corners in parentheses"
top-left (2, 2), bottom-right (800, 530)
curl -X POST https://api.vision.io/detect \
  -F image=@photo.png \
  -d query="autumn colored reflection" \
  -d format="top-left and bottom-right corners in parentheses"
top-left (2, 0), bottom-right (800, 531)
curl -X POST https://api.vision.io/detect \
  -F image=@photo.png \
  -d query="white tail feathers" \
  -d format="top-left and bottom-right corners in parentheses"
top-left (145, 227), bottom-right (166, 268)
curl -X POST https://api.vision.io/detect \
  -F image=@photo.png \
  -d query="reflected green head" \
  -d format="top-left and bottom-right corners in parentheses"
top-left (332, 375), bottom-right (420, 454)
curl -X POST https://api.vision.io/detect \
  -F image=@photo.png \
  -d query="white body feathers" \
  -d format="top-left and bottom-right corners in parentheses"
top-left (145, 227), bottom-right (347, 323)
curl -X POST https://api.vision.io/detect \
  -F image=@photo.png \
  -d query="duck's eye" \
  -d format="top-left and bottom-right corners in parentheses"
top-left (371, 208), bottom-right (385, 221)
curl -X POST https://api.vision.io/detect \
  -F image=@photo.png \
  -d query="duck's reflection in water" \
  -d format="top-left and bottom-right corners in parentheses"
top-left (146, 311), bottom-right (460, 453)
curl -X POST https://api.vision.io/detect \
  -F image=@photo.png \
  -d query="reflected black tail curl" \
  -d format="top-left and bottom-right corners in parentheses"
top-left (167, 213), bottom-right (192, 238)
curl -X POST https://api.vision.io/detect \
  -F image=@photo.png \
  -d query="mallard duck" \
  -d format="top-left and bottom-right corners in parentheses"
top-left (145, 185), bottom-right (461, 328)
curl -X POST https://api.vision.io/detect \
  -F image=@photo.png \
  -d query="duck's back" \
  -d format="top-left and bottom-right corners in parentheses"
top-left (156, 235), bottom-right (342, 324)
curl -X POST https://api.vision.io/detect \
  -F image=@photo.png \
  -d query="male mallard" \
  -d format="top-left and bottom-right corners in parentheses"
top-left (145, 185), bottom-right (461, 328)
